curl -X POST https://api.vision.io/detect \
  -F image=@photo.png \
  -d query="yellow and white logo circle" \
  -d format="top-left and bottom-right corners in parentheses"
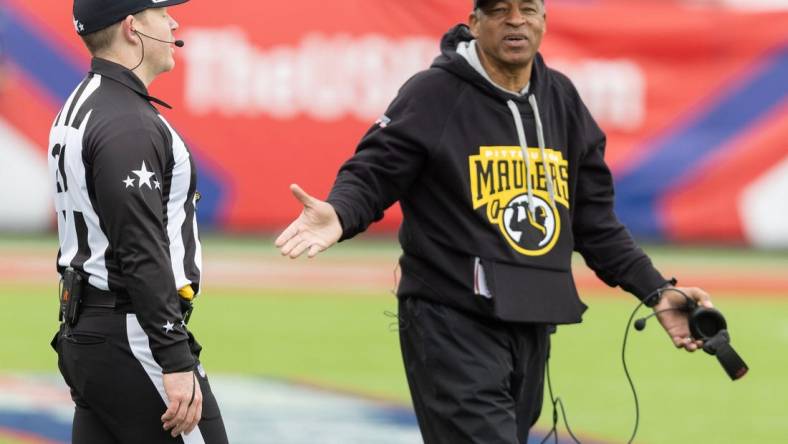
top-left (500, 193), bottom-right (560, 256)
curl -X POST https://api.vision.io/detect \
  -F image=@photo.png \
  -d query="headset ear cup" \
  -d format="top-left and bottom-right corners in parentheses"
top-left (689, 307), bottom-right (727, 340)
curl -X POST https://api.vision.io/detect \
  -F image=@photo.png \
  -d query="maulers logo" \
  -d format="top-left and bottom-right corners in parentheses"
top-left (469, 146), bottom-right (570, 256)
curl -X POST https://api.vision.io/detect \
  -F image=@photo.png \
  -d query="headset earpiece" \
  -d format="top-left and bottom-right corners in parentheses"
top-left (689, 307), bottom-right (726, 341)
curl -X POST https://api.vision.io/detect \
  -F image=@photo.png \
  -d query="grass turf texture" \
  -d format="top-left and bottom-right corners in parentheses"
top-left (1, 236), bottom-right (787, 443)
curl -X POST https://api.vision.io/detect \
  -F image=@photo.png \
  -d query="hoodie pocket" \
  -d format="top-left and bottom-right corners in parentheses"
top-left (483, 260), bottom-right (586, 324)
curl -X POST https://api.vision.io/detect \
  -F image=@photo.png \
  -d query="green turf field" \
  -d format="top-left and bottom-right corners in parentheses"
top-left (1, 236), bottom-right (786, 443)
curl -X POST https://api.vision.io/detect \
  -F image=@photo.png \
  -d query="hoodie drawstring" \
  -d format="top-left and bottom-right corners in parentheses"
top-left (507, 100), bottom-right (536, 219)
top-left (506, 96), bottom-right (556, 216)
top-left (528, 94), bottom-right (556, 205)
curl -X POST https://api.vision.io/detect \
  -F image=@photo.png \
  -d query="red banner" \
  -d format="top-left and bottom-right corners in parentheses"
top-left (3, 0), bottom-right (787, 243)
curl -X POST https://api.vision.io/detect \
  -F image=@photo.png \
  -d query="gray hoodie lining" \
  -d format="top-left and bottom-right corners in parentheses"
top-left (456, 40), bottom-right (530, 96)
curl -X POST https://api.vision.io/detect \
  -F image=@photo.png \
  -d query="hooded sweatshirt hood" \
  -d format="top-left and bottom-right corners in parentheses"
top-left (456, 40), bottom-right (530, 96)
top-left (432, 24), bottom-right (547, 102)
top-left (434, 24), bottom-right (556, 214)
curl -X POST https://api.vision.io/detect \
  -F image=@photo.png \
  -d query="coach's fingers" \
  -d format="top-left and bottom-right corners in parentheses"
top-left (275, 221), bottom-right (300, 247)
top-left (279, 231), bottom-right (305, 256)
top-left (685, 287), bottom-right (714, 309)
top-left (672, 336), bottom-right (700, 353)
top-left (290, 184), bottom-right (315, 208)
top-left (288, 239), bottom-right (311, 259)
top-left (307, 243), bottom-right (326, 258)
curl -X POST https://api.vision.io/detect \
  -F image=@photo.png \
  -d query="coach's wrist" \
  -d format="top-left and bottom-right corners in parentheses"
top-left (325, 198), bottom-right (352, 241)
top-left (644, 278), bottom-right (678, 308)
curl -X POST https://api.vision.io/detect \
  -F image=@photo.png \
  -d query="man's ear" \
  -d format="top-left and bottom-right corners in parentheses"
top-left (121, 15), bottom-right (138, 44)
top-left (468, 10), bottom-right (480, 38)
top-left (543, 12), bottom-right (548, 35)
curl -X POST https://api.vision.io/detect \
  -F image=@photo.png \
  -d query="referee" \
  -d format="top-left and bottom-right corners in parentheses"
top-left (49, 1), bottom-right (228, 443)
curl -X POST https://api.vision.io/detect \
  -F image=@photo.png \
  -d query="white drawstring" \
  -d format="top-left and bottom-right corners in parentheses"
top-left (528, 94), bottom-right (556, 207)
top-left (507, 99), bottom-right (536, 219)
top-left (506, 95), bottom-right (556, 218)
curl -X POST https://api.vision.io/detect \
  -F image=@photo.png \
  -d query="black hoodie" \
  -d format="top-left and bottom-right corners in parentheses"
top-left (327, 25), bottom-right (669, 324)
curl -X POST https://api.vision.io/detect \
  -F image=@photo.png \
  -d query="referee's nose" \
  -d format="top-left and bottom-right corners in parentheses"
top-left (168, 12), bottom-right (179, 33)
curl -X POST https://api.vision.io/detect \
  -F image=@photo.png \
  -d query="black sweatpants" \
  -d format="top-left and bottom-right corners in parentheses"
top-left (398, 296), bottom-right (549, 444)
top-left (53, 308), bottom-right (228, 444)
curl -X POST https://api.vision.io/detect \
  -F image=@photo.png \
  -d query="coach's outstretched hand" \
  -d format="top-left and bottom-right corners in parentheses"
top-left (654, 286), bottom-right (714, 352)
top-left (275, 184), bottom-right (343, 259)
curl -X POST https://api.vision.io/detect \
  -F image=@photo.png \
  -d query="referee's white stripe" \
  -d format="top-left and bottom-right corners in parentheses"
top-left (159, 115), bottom-right (197, 291)
top-left (126, 314), bottom-right (206, 444)
top-left (67, 75), bottom-right (102, 127)
top-left (55, 79), bottom-right (82, 127)
top-left (192, 212), bottom-right (203, 295)
top-left (70, 109), bottom-right (110, 290)
top-left (54, 75), bottom-right (99, 271)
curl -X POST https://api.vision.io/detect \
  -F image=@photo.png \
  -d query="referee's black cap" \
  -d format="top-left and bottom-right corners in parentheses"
top-left (73, 0), bottom-right (190, 36)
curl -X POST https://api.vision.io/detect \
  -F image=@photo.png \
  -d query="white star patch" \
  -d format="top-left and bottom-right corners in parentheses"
top-left (180, 320), bottom-right (186, 328)
top-left (163, 320), bottom-right (175, 333)
top-left (132, 161), bottom-right (156, 189)
top-left (123, 176), bottom-right (135, 188)
top-left (153, 179), bottom-right (161, 190)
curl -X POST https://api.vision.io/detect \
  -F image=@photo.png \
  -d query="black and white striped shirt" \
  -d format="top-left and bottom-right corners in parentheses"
top-left (48, 58), bottom-right (201, 372)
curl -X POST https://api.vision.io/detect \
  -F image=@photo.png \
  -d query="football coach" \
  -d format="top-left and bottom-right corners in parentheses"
top-left (277, 0), bottom-right (715, 443)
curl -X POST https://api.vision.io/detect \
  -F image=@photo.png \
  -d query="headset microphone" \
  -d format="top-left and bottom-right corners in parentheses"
top-left (633, 308), bottom-right (682, 331)
top-left (134, 30), bottom-right (184, 47)
top-left (130, 30), bottom-right (184, 71)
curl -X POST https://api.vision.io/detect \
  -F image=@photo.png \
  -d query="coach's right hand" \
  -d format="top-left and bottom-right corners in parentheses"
top-left (161, 371), bottom-right (202, 437)
top-left (275, 184), bottom-right (342, 259)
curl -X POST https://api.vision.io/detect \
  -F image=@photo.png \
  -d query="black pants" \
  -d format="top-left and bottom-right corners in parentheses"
top-left (399, 296), bottom-right (549, 444)
top-left (53, 308), bottom-right (228, 444)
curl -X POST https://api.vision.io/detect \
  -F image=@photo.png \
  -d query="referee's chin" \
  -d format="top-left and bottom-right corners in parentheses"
top-left (153, 48), bottom-right (177, 74)
top-left (163, 55), bottom-right (176, 73)
top-left (152, 58), bottom-right (176, 78)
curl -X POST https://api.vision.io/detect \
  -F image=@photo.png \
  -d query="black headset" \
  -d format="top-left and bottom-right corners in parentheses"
top-left (129, 29), bottom-right (185, 71)
top-left (634, 287), bottom-right (748, 380)
top-left (541, 285), bottom-right (748, 444)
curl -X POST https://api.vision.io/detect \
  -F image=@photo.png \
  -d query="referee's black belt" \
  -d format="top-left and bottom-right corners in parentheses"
top-left (82, 285), bottom-right (132, 311)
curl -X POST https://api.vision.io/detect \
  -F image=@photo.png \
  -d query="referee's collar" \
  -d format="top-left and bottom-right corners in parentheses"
top-left (89, 58), bottom-right (173, 109)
